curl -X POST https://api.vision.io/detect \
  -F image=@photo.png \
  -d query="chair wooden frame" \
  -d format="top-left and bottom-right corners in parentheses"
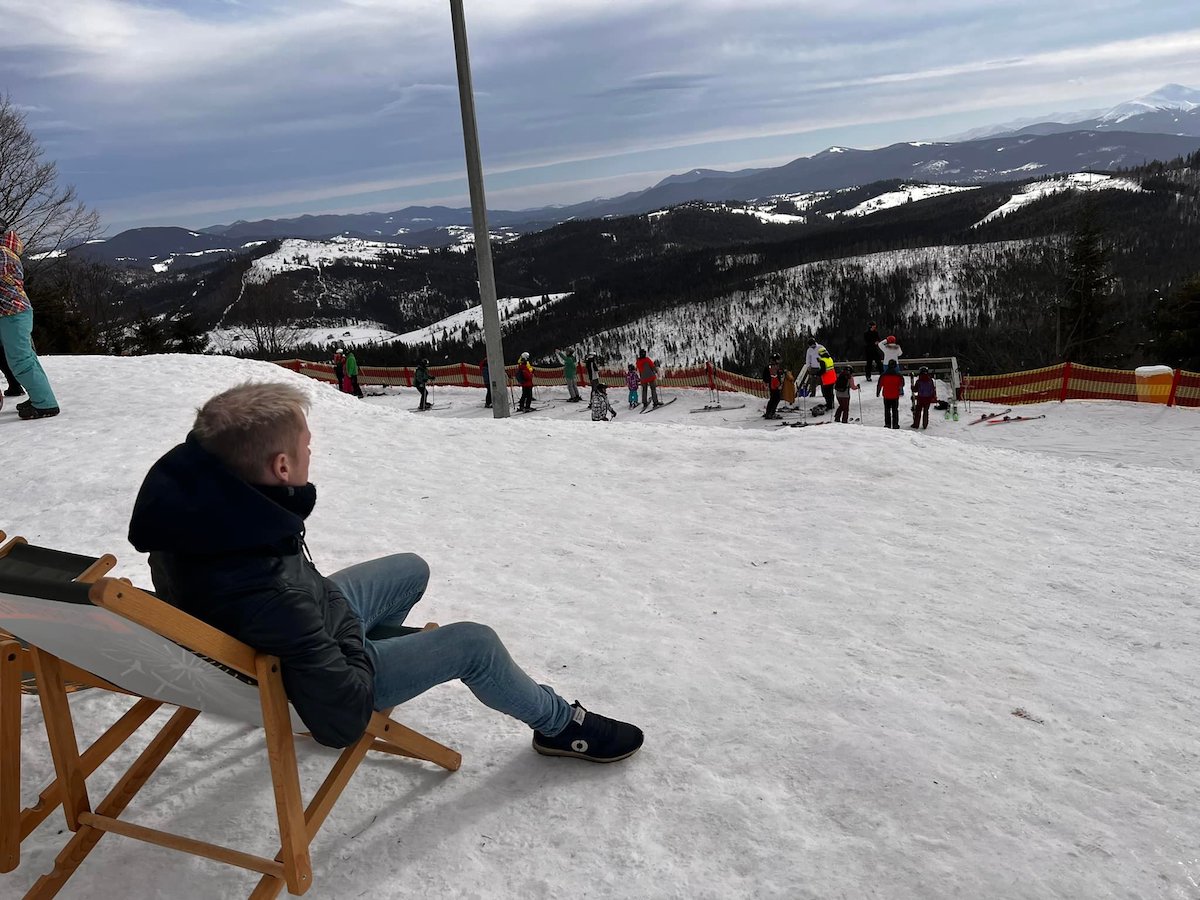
top-left (0, 531), bottom-right (128, 875)
top-left (2, 572), bottom-right (460, 898)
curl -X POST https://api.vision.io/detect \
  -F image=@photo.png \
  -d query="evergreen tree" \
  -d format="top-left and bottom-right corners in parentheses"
top-left (1148, 279), bottom-right (1200, 371)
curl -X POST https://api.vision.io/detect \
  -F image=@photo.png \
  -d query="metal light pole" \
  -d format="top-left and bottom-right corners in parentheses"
top-left (449, 0), bottom-right (509, 418)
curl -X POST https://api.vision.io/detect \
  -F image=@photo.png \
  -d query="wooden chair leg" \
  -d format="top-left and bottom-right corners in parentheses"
top-left (367, 713), bottom-right (461, 772)
top-left (256, 655), bottom-right (312, 896)
top-left (30, 649), bottom-right (91, 831)
top-left (20, 698), bottom-right (162, 843)
top-left (26, 706), bottom-right (199, 899)
top-left (0, 638), bottom-right (21, 873)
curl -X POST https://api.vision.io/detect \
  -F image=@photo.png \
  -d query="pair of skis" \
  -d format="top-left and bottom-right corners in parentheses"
top-left (970, 408), bottom-right (1046, 425)
top-left (968, 408), bottom-right (1011, 425)
top-left (690, 403), bottom-right (746, 413)
top-left (639, 397), bottom-right (678, 413)
top-left (987, 414), bottom-right (1046, 426)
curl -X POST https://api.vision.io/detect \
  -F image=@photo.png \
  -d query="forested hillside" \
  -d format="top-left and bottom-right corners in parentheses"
top-left (27, 153), bottom-right (1200, 375)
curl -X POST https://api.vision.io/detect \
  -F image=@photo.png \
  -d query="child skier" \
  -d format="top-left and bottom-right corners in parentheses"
top-left (625, 363), bottom-right (639, 409)
top-left (589, 381), bottom-right (616, 421)
top-left (911, 366), bottom-right (938, 429)
top-left (876, 360), bottom-right (904, 429)
top-left (834, 365), bottom-right (858, 423)
top-left (414, 359), bottom-right (434, 410)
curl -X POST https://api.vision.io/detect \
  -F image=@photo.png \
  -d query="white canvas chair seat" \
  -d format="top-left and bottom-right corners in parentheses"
top-left (0, 532), bottom-right (123, 875)
top-left (0, 587), bottom-right (306, 730)
top-left (0, 555), bottom-right (460, 899)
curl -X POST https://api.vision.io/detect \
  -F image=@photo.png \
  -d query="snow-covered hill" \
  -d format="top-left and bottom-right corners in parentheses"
top-left (6, 355), bottom-right (1199, 898)
top-left (586, 240), bottom-right (1038, 365)
top-left (205, 292), bottom-right (570, 354)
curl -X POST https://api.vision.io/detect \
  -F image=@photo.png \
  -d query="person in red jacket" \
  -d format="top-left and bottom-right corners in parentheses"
top-left (516, 351), bottom-right (534, 411)
top-left (635, 348), bottom-right (661, 409)
top-left (761, 353), bottom-right (784, 419)
top-left (876, 359), bottom-right (904, 429)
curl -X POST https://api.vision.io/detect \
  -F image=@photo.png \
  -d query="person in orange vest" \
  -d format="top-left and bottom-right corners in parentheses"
top-left (761, 353), bottom-right (784, 419)
top-left (876, 360), bottom-right (904, 429)
top-left (516, 351), bottom-right (535, 411)
top-left (635, 349), bottom-right (661, 408)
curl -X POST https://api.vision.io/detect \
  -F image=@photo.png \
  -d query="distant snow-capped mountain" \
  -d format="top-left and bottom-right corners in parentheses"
top-left (948, 84), bottom-right (1200, 141)
top-left (1099, 83), bottom-right (1200, 124)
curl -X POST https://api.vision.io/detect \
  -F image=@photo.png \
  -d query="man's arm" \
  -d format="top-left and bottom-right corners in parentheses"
top-left (240, 587), bottom-right (375, 748)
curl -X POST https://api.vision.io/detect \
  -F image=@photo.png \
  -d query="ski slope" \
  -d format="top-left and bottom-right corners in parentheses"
top-left (5, 355), bottom-right (1199, 899)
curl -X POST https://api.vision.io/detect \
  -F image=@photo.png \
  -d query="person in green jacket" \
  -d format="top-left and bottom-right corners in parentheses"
top-left (345, 350), bottom-right (364, 398)
top-left (413, 359), bottom-right (434, 410)
top-left (557, 347), bottom-right (581, 402)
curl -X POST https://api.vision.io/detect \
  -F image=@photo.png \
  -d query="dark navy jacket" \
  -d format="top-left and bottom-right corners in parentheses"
top-left (128, 434), bottom-right (374, 747)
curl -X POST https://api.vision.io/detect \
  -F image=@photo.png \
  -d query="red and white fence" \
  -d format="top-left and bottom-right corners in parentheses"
top-left (274, 359), bottom-right (1200, 409)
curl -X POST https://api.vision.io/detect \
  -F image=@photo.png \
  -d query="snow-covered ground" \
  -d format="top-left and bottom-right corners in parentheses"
top-left (5, 355), bottom-right (1200, 899)
top-left (587, 240), bottom-right (1036, 365)
top-left (841, 183), bottom-right (980, 218)
top-left (973, 173), bottom-right (1142, 227)
top-left (205, 293), bottom-right (571, 354)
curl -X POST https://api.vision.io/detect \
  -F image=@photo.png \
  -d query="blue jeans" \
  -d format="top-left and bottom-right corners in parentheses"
top-left (329, 553), bottom-right (572, 736)
top-left (0, 307), bottom-right (58, 409)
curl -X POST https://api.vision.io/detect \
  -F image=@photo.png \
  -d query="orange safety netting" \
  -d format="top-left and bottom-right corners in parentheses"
top-left (277, 359), bottom-right (1200, 408)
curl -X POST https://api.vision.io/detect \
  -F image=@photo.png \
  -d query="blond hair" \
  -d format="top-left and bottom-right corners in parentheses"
top-left (193, 382), bottom-right (311, 482)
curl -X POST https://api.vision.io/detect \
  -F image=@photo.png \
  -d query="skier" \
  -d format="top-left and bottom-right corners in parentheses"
top-left (761, 353), bottom-right (784, 419)
top-left (802, 339), bottom-right (822, 399)
top-left (876, 359), bottom-right (904, 429)
top-left (345, 350), bottom-right (364, 398)
top-left (834, 365), bottom-right (859, 423)
top-left (877, 334), bottom-right (903, 372)
top-left (516, 351), bottom-right (534, 411)
top-left (911, 366), bottom-right (938, 430)
top-left (480, 355), bottom-right (492, 408)
top-left (584, 352), bottom-right (602, 388)
top-left (414, 359), bottom-right (434, 410)
top-left (782, 367), bottom-right (797, 407)
top-left (557, 347), bottom-right (582, 402)
top-left (625, 363), bottom-right (640, 409)
top-left (0, 227), bottom-right (60, 419)
top-left (862, 322), bottom-right (882, 381)
top-left (589, 381), bottom-right (616, 421)
top-left (332, 348), bottom-right (347, 392)
top-left (816, 345), bottom-right (837, 413)
top-left (635, 349), bottom-right (661, 408)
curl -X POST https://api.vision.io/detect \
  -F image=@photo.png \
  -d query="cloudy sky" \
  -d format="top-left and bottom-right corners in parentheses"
top-left (3, 0), bottom-right (1198, 233)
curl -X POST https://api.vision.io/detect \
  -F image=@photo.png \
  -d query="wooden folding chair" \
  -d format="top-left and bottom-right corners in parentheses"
top-left (0, 567), bottom-right (460, 898)
top-left (0, 531), bottom-right (131, 875)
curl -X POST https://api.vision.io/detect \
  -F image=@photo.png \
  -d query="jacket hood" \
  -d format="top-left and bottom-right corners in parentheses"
top-left (3, 232), bottom-right (23, 256)
top-left (129, 432), bottom-right (308, 555)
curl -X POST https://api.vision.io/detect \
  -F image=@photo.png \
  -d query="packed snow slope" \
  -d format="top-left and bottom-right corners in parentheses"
top-left (5, 356), bottom-right (1200, 900)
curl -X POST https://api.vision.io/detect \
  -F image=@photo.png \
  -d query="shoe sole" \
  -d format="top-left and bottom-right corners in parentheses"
top-left (531, 741), bottom-right (643, 763)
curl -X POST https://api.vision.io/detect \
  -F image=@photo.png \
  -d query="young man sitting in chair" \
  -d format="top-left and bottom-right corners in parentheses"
top-left (128, 381), bottom-right (643, 763)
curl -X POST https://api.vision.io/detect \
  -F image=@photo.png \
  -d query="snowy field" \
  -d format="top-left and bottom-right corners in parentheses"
top-left (4, 355), bottom-right (1200, 899)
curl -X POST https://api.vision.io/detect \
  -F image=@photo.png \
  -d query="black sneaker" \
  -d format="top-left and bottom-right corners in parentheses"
top-left (16, 399), bottom-right (32, 412)
top-left (532, 702), bottom-right (643, 763)
top-left (18, 404), bottom-right (60, 420)
top-left (3, 386), bottom-right (23, 397)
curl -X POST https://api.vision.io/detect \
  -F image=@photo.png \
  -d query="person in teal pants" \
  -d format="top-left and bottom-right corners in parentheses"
top-left (0, 228), bottom-right (60, 419)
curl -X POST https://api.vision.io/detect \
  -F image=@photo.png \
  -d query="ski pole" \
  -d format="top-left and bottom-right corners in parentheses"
top-left (857, 387), bottom-right (862, 424)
